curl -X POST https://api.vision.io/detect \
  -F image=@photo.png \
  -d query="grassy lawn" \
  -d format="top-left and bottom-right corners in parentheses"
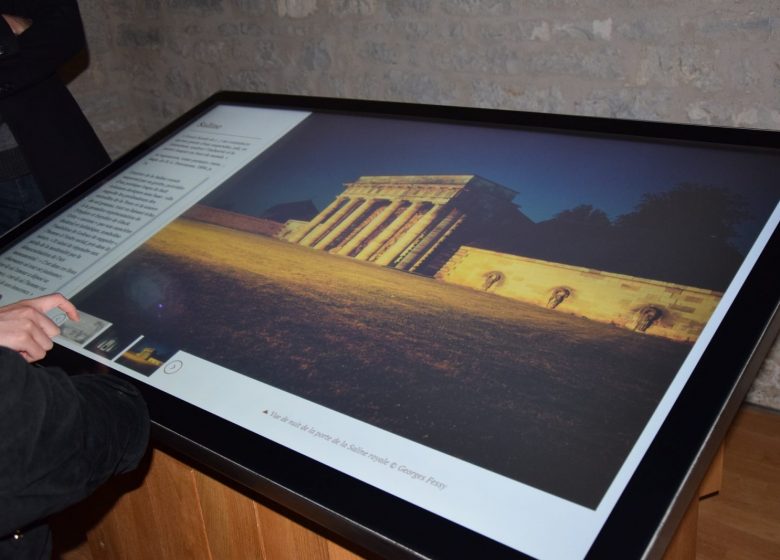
top-left (75, 218), bottom-right (692, 508)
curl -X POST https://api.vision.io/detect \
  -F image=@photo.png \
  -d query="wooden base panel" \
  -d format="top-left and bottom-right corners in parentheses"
top-left (51, 424), bottom-right (732, 560)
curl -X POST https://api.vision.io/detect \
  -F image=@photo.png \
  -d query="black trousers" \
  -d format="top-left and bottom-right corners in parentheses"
top-left (0, 347), bottom-right (150, 559)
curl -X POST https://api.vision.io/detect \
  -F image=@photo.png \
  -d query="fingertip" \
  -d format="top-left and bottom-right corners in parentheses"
top-left (20, 350), bottom-right (37, 363)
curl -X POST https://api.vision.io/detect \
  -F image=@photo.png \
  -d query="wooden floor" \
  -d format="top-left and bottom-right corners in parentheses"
top-left (696, 404), bottom-right (780, 560)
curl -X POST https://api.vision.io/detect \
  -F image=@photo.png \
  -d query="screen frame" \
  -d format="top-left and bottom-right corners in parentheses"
top-left (4, 91), bottom-right (779, 559)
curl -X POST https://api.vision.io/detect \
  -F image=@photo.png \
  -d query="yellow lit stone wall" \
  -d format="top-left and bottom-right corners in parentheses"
top-left (436, 246), bottom-right (723, 343)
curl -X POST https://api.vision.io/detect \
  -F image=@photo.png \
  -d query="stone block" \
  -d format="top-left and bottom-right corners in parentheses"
top-left (441, 0), bottom-right (517, 17)
top-left (326, 0), bottom-right (377, 16)
top-left (117, 23), bottom-right (162, 48)
top-left (276, 0), bottom-right (317, 18)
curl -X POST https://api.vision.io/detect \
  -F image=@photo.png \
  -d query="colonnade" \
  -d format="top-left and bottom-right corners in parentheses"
top-left (283, 176), bottom-right (491, 272)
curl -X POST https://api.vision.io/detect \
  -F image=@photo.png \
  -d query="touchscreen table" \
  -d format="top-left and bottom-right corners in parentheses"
top-left (1, 92), bottom-right (778, 559)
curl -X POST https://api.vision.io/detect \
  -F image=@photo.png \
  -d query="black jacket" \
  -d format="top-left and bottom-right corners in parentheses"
top-left (0, 347), bottom-right (150, 559)
top-left (0, 0), bottom-right (109, 202)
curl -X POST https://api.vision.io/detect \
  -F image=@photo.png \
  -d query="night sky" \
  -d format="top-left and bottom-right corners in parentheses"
top-left (203, 112), bottom-right (780, 252)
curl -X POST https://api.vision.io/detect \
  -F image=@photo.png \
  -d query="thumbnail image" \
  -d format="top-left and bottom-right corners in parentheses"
top-left (85, 326), bottom-right (137, 360)
top-left (116, 337), bottom-right (177, 377)
top-left (60, 311), bottom-right (110, 345)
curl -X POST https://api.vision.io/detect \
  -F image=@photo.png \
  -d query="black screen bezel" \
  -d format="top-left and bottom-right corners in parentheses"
top-left (4, 91), bottom-right (779, 559)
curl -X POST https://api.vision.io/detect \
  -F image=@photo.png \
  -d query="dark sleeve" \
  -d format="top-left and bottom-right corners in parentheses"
top-left (0, 15), bottom-right (20, 59)
top-left (0, 347), bottom-right (150, 538)
top-left (0, 0), bottom-right (85, 97)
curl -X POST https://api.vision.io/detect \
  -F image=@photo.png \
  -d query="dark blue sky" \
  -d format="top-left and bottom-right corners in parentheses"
top-left (204, 112), bottom-right (780, 248)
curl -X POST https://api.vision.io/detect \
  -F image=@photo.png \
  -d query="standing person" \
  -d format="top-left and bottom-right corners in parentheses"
top-left (0, 294), bottom-right (150, 559)
top-left (0, 0), bottom-right (110, 234)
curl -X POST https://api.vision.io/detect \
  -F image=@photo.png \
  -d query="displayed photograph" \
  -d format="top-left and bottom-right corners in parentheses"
top-left (69, 112), bottom-right (780, 508)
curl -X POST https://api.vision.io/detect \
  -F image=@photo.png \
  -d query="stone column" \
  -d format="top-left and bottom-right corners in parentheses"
top-left (335, 199), bottom-right (401, 257)
top-left (374, 204), bottom-right (442, 267)
top-left (298, 197), bottom-right (359, 247)
top-left (357, 201), bottom-right (422, 261)
top-left (405, 210), bottom-right (465, 273)
top-left (287, 196), bottom-right (347, 244)
top-left (312, 198), bottom-right (374, 250)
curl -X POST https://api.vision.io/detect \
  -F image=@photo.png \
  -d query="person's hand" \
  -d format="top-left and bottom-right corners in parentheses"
top-left (0, 294), bottom-right (79, 362)
top-left (1, 14), bottom-right (32, 36)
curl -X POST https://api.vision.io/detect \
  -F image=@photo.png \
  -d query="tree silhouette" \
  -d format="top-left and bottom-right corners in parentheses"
top-left (552, 204), bottom-right (611, 229)
top-left (611, 183), bottom-right (749, 290)
top-left (477, 185), bottom-right (749, 291)
top-left (614, 183), bottom-right (749, 243)
top-left (502, 204), bottom-right (616, 268)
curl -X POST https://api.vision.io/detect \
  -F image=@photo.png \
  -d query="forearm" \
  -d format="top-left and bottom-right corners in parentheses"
top-left (1, 14), bottom-right (30, 35)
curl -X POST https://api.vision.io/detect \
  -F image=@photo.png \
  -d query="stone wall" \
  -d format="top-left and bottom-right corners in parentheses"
top-left (66, 0), bottom-right (780, 406)
top-left (436, 245), bottom-right (722, 343)
top-left (70, 0), bottom-right (780, 158)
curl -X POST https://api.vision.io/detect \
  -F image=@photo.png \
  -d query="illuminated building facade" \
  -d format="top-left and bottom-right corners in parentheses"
top-left (283, 175), bottom-right (524, 276)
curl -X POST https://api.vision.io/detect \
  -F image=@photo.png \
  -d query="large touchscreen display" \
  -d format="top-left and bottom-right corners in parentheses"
top-left (1, 102), bottom-right (778, 559)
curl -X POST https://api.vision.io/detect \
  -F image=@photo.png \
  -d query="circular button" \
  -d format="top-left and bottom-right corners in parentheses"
top-left (163, 360), bottom-right (183, 374)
